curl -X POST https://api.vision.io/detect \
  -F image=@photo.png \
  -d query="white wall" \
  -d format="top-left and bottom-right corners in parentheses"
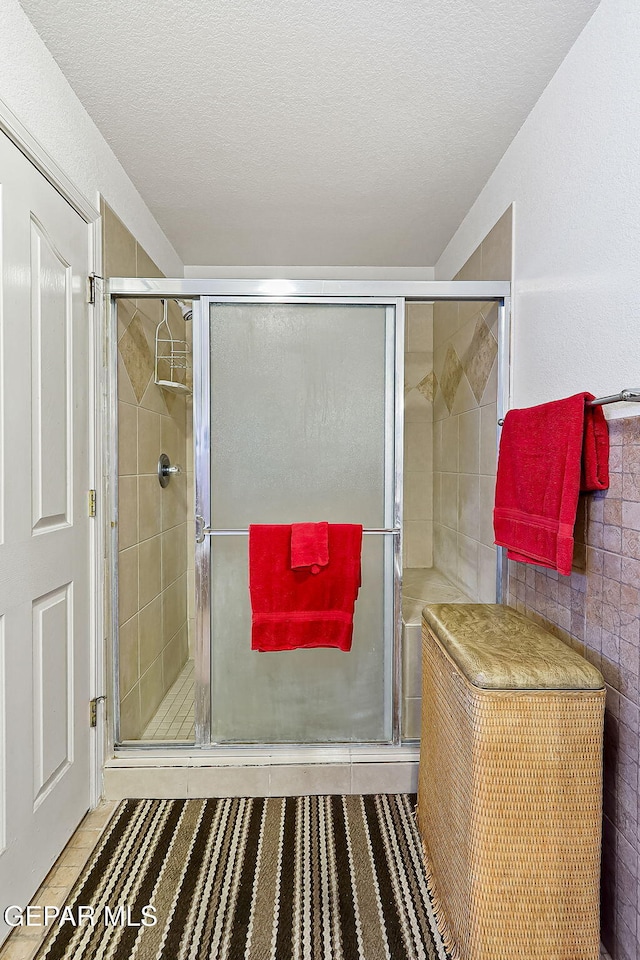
top-left (185, 266), bottom-right (435, 280)
top-left (0, 0), bottom-right (182, 277)
top-left (435, 0), bottom-right (640, 420)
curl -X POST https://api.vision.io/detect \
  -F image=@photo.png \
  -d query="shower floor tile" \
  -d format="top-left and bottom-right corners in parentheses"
top-left (142, 659), bottom-right (195, 741)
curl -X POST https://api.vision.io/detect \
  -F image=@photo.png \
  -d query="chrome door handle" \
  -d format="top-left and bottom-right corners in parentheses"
top-left (195, 515), bottom-right (207, 543)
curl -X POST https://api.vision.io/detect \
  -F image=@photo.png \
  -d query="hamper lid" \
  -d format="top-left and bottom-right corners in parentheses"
top-left (422, 603), bottom-right (604, 690)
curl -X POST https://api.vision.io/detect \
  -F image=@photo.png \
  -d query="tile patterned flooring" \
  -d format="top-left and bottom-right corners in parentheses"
top-left (141, 659), bottom-right (195, 741)
top-left (0, 802), bottom-right (118, 960)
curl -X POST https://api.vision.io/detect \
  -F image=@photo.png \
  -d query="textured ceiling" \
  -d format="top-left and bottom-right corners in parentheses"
top-left (20, 0), bottom-right (600, 266)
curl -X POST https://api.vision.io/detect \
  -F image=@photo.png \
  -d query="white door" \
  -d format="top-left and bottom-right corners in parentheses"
top-left (0, 131), bottom-right (92, 941)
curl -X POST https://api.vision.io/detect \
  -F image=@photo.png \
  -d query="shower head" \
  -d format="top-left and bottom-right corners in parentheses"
top-left (174, 299), bottom-right (193, 322)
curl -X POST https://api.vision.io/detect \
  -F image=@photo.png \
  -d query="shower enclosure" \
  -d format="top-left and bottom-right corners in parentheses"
top-left (108, 280), bottom-right (511, 753)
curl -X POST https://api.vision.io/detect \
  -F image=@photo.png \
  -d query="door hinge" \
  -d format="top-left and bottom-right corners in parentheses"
top-left (88, 489), bottom-right (97, 517)
top-left (87, 273), bottom-right (103, 304)
top-left (90, 696), bottom-right (106, 728)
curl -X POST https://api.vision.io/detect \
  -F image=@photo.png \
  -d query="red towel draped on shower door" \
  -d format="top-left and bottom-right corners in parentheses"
top-left (248, 524), bottom-right (363, 651)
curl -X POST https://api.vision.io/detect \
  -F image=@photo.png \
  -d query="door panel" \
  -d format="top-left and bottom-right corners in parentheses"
top-left (0, 131), bottom-right (91, 943)
top-left (31, 216), bottom-right (72, 532)
top-left (205, 301), bottom-right (396, 743)
top-left (32, 583), bottom-right (73, 807)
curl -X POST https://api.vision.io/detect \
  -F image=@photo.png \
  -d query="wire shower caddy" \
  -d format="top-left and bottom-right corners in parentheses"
top-left (154, 298), bottom-right (191, 394)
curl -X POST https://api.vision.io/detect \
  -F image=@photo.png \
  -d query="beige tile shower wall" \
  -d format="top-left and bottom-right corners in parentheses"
top-left (432, 207), bottom-right (512, 600)
top-left (104, 201), bottom-right (190, 740)
top-left (403, 303), bottom-right (434, 567)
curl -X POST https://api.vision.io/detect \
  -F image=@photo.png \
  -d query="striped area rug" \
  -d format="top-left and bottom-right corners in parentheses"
top-left (36, 795), bottom-right (447, 960)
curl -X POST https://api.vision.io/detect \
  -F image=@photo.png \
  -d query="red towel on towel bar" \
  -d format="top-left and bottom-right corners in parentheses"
top-left (493, 393), bottom-right (609, 576)
top-left (249, 524), bottom-right (363, 651)
top-left (290, 522), bottom-right (329, 575)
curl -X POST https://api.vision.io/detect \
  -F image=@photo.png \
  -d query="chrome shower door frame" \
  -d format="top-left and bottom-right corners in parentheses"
top-left (107, 278), bottom-right (511, 752)
top-left (194, 296), bottom-right (405, 747)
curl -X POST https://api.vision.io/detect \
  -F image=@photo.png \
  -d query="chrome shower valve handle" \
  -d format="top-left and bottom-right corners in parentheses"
top-left (157, 453), bottom-right (182, 487)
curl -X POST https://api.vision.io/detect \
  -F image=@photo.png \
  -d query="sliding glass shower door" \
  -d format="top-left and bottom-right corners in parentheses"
top-left (194, 299), bottom-right (402, 744)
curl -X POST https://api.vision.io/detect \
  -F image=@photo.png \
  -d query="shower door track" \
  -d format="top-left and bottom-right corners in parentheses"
top-left (107, 280), bottom-right (511, 754)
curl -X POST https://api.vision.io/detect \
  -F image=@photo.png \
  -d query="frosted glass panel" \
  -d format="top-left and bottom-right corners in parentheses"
top-left (211, 536), bottom-right (390, 742)
top-left (209, 302), bottom-right (393, 743)
top-left (210, 303), bottom-right (386, 527)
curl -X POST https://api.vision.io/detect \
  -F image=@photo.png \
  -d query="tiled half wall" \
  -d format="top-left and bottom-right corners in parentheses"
top-left (104, 201), bottom-right (193, 740)
top-left (508, 416), bottom-right (640, 960)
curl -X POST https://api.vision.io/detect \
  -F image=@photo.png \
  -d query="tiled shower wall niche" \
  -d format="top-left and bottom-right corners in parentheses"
top-left (508, 416), bottom-right (640, 960)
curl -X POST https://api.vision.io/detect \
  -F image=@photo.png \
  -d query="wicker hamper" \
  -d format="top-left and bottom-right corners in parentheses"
top-left (417, 603), bottom-right (605, 960)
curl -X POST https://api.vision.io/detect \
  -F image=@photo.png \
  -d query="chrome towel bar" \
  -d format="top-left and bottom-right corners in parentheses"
top-left (498, 388), bottom-right (640, 426)
top-left (195, 518), bottom-right (399, 544)
top-left (586, 387), bottom-right (640, 406)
